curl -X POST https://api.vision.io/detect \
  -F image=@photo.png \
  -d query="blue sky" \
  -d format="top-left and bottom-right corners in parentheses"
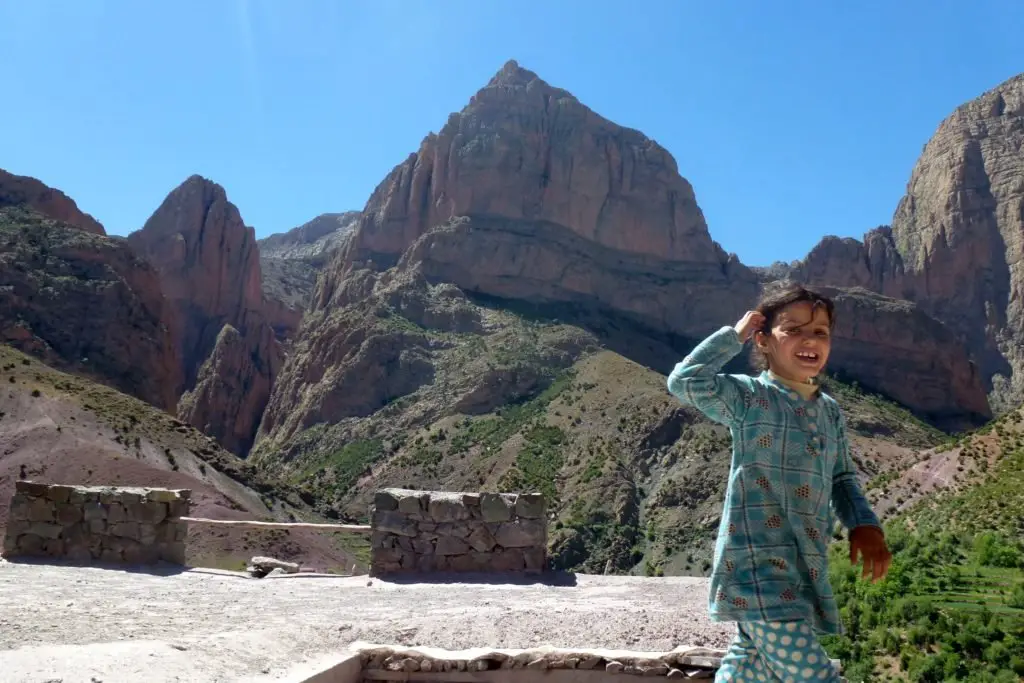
top-left (1, 1), bottom-right (1020, 266)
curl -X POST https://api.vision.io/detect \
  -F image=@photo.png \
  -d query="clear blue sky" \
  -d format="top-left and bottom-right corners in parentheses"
top-left (1, 1), bottom-right (1020, 266)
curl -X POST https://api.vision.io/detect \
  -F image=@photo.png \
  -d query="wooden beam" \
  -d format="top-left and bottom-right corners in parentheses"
top-left (178, 517), bottom-right (372, 533)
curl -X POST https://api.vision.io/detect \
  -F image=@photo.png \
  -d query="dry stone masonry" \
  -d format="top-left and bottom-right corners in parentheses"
top-left (2, 481), bottom-right (190, 565)
top-left (355, 643), bottom-right (726, 680)
top-left (353, 644), bottom-right (846, 682)
top-left (370, 489), bottom-right (547, 576)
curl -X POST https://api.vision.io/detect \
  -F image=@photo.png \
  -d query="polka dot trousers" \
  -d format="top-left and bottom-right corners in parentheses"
top-left (715, 621), bottom-right (840, 682)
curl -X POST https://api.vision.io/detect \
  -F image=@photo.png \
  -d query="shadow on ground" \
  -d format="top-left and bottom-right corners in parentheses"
top-left (375, 570), bottom-right (579, 587)
top-left (0, 556), bottom-right (191, 577)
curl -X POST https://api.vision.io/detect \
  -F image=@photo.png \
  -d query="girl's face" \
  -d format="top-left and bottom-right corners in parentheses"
top-left (756, 301), bottom-right (832, 383)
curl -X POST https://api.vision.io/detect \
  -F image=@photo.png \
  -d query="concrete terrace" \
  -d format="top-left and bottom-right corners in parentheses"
top-left (0, 559), bottom-right (733, 682)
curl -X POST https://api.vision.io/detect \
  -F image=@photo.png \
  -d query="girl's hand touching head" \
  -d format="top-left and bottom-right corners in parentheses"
top-left (734, 311), bottom-right (767, 342)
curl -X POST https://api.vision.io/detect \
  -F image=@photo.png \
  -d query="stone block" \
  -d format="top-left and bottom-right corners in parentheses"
top-left (5, 519), bottom-right (29, 539)
top-left (397, 536), bottom-right (415, 552)
top-left (250, 556), bottom-right (299, 573)
top-left (27, 497), bottom-right (55, 522)
top-left (146, 489), bottom-right (178, 503)
top-left (88, 519), bottom-right (107, 534)
top-left (466, 525), bottom-right (497, 552)
top-left (524, 547), bottom-right (547, 572)
top-left (371, 531), bottom-right (394, 549)
top-left (371, 547), bottom-right (403, 565)
top-left (157, 524), bottom-right (177, 543)
top-left (373, 490), bottom-right (399, 512)
top-left (373, 510), bottom-right (417, 537)
top-left (167, 500), bottom-right (190, 518)
top-left (461, 492), bottom-right (482, 507)
top-left (491, 548), bottom-right (527, 572)
top-left (138, 524), bottom-right (158, 546)
top-left (111, 522), bottom-right (140, 540)
top-left (173, 524), bottom-right (188, 542)
top-left (55, 503), bottom-right (83, 525)
top-left (42, 538), bottom-right (65, 557)
top-left (123, 541), bottom-right (159, 565)
top-left (397, 492), bottom-right (428, 517)
top-left (493, 519), bottom-right (546, 548)
top-left (27, 522), bottom-right (63, 540)
top-left (415, 554), bottom-right (437, 572)
top-left (46, 485), bottom-right (74, 504)
top-left (107, 503), bottom-right (127, 523)
top-left (480, 493), bottom-right (512, 523)
top-left (18, 534), bottom-right (44, 555)
top-left (62, 523), bottom-right (90, 544)
top-left (8, 497), bottom-right (30, 521)
top-left (399, 550), bottom-right (417, 569)
top-left (428, 495), bottom-right (470, 522)
top-left (82, 502), bottom-right (106, 521)
top-left (131, 502), bottom-right (167, 525)
top-left (515, 493), bottom-right (546, 519)
top-left (15, 481), bottom-right (50, 497)
top-left (66, 542), bottom-right (93, 564)
top-left (100, 546), bottom-right (123, 563)
top-left (435, 536), bottom-right (471, 556)
top-left (436, 522), bottom-right (472, 539)
top-left (158, 542), bottom-right (186, 565)
top-left (2, 534), bottom-right (17, 556)
top-left (68, 489), bottom-right (86, 504)
top-left (412, 537), bottom-right (435, 554)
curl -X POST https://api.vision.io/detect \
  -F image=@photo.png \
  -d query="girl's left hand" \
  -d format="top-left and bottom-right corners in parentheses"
top-left (850, 525), bottom-right (892, 582)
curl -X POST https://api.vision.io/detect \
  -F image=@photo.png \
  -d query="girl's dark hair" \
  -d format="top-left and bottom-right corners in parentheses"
top-left (751, 282), bottom-right (835, 371)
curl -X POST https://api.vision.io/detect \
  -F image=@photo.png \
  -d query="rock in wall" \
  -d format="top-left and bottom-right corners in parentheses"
top-left (369, 488), bottom-right (547, 576)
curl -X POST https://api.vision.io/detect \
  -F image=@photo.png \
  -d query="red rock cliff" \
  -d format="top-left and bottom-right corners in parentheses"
top-left (796, 72), bottom-right (1024, 413)
top-left (127, 176), bottom-right (281, 454)
top-left (0, 169), bottom-right (106, 236)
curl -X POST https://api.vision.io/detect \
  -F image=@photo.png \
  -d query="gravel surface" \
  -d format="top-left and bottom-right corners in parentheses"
top-left (0, 558), bottom-right (733, 682)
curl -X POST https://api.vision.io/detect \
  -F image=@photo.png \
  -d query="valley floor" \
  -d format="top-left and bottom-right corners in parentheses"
top-left (0, 558), bottom-right (732, 682)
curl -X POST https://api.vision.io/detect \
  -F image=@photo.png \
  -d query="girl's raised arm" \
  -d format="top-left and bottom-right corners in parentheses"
top-left (667, 322), bottom-right (757, 429)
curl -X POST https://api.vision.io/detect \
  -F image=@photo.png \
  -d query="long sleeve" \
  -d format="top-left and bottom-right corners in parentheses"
top-left (667, 326), bottom-right (752, 428)
top-left (830, 409), bottom-right (881, 530)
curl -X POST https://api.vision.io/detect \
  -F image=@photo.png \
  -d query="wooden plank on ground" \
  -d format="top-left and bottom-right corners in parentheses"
top-left (178, 517), bottom-right (372, 533)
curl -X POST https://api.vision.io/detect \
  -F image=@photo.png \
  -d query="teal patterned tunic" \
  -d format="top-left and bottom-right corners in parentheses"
top-left (667, 326), bottom-right (880, 634)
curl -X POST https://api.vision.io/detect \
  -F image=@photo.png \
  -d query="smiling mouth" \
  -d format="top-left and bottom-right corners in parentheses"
top-left (795, 351), bottom-right (820, 362)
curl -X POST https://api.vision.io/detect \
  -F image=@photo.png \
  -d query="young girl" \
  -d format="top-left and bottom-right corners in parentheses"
top-left (667, 283), bottom-right (891, 682)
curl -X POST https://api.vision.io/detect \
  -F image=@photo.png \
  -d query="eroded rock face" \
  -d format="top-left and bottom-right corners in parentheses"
top-left (177, 323), bottom-right (280, 456)
top-left (127, 176), bottom-right (281, 454)
top-left (258, 212), bottom-right (360, 262)
top-left (820, 287), bottom-right (990, 430)
top-left (320, 60), bottom-right (758, 329)
top-left (0, 169), bottom-right (106, 236)
top-left (257, 212), bottom-right (361, 341)
top-left (288, 61), bottom-right (984, 429)
top-left (0, 206), bottom-right (181, 410)
top-left (796, 73), bottom-right (1024, 412)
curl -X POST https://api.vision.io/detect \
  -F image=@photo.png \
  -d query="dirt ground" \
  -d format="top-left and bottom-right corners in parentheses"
top-left (0, 558), bottom-right (733, 683)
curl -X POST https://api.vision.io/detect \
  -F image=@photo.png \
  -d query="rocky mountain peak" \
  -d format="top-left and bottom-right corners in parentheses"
top-left (0, 169), bottom-right (106, 236)
top-left (127, 175), bottom-right (281, 455)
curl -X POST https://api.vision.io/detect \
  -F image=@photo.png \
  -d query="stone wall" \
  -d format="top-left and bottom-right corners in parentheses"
top-left (2, 481), bottom-right (191, 565)
top-left (370, 489), bottom-right (547, 576)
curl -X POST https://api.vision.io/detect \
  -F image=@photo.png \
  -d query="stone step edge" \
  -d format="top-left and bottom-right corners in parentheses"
top-left (350, 642), bottom-right (843, 675)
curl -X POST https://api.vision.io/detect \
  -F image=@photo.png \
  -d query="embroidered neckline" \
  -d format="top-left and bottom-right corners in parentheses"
top-left (761, 371), bottom-right (822, 403)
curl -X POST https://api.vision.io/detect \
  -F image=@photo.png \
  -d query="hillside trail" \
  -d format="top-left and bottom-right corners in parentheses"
top-left (0, 559), bottom-right (731, 682)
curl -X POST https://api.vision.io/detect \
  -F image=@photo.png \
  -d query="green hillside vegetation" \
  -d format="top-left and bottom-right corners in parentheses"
top-left (253, 280), bottom-right (949, 578)
top-left (823, 409), bottom-right (1024, 682)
